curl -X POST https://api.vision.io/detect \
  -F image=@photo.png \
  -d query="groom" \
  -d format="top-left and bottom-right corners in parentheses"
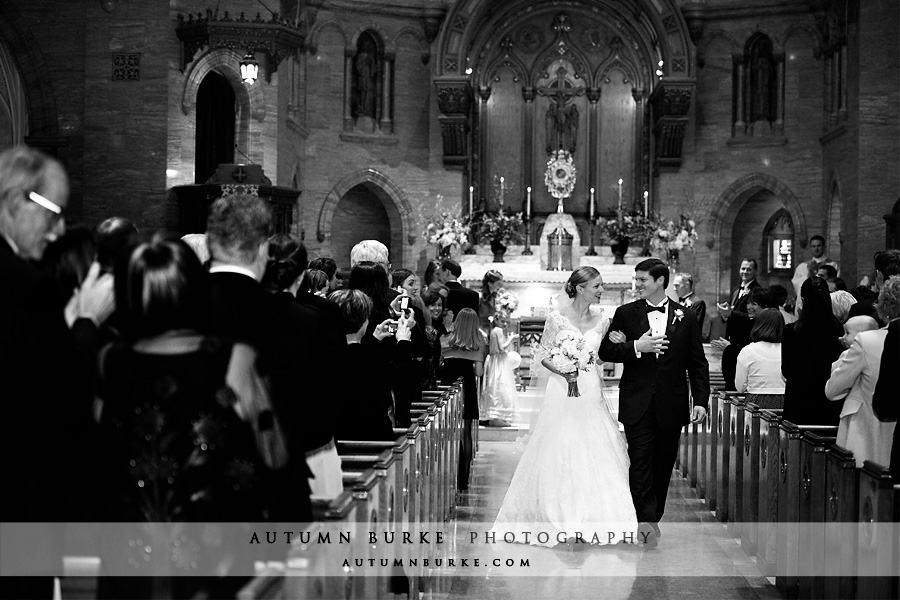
top-left (599, 258), bottom-right (709, 547)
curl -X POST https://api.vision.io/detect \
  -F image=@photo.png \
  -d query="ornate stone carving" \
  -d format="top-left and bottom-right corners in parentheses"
top-left (672, 57), bottom-right (686, 72)
top-left (650, 82), bottom-right (694, 171)
top-left (516, 26), bottom-right (544, 53)
top-left (434, 77), bottom-right (473, 169)
top-left (581, 28), bottom-right (607, 54)
top-left (662, 13), bottom-right (679, 33)
top-left (444, 58), bottom-right (458, 72)
top-left (436, 82), bottom-right (472, 115)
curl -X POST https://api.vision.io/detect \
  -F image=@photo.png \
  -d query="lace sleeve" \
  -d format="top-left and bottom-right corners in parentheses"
top-left (532, 311), bottom-right (562, 365)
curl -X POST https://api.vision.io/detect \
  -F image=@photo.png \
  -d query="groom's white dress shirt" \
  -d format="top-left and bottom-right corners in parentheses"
top-left (635, 298), bottom-right (669, 357)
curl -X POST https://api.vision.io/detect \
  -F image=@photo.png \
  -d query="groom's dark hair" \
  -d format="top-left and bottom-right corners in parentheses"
top-left (635, 258), bottom-right (669, 288)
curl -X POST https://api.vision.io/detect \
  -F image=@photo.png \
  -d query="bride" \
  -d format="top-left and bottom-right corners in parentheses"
top-left (492, 267), bottom-right (637, 546)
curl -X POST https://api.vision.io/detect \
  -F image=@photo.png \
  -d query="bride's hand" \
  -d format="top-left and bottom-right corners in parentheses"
top-left (562, 371), bottom-right (579, 383)
top-left (608, 330), bottom-right (626, 344)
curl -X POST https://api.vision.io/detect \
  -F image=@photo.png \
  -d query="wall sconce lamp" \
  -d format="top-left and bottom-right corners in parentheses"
top-left (239, 52), bottom-right (260, 84)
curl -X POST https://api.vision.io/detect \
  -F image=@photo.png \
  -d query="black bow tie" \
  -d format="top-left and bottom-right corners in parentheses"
top-left (646, 304), bottom-right (666, 313)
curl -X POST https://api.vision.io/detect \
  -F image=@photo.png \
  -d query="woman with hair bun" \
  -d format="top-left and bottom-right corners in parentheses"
top-left (491, 266), bottom-right (637, 547)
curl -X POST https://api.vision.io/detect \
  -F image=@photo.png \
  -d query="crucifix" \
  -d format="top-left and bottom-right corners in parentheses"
top-left (537, 66), bottom-right (585, 154)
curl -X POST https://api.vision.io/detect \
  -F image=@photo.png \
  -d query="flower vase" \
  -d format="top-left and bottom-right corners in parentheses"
top-left (610, 239), bottom-right (629, 264)
top-left (490, 239), bottom-right (507, 263)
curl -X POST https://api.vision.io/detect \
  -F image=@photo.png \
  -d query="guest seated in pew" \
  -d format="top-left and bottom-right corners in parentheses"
top-left (782, 277), bottom-right (845, 426)
top-left (826, 277), bottom-right (900, 468)
top-left (441, 308), bottom-right (486, 491)
top-left (734, 308), bottom-right (785, 409)
top-left (330, 289), bottom-right (414, 442)
top-left (95, 234), bottom-right (270, 599)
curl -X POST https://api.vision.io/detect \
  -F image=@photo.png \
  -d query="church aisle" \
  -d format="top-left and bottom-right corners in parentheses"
top-left (431, 439), bottom-right (782, 600)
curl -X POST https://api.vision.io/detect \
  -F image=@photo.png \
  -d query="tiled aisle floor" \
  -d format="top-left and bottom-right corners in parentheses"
top-left (429, 401), bottom-right (782, 599)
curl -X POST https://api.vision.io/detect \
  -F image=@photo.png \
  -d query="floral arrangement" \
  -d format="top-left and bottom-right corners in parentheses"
top-left (651, 214), bottom-right (699, 254)
top-left (470, 208), bottom-right (524, 245)
top-left (546, 329), bottom-right (596, 397)
top-left (495, 288), bottom-right (519, 315)
top-left (422, 211), bottom-right (470, 249)
top-left (597, 210), bottom-right (656, 244)
top-left (544, 150), bottom-right (576, 199)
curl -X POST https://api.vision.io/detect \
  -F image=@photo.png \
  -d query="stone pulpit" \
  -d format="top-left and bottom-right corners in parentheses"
top-left (171, 164), bottom-right (300, 236)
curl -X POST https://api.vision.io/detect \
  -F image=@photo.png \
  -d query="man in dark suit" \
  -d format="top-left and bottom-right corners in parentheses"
top-left (713, 258), bottom-right (761, 390)
top-left (673, 271), bottom-right (707, 341)
top-left (0, 146), bottom-right (114, 597)
top-left (440, 259), bottom-right (478, 318)
top-left (206, 193), bottom-right (332, 519)
top-left (599, 258), bottom-right (709, 547)
top-left (873, 315), bottom-right (898, 484)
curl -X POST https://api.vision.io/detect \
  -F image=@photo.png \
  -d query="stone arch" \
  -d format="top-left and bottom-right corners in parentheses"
top-left (783, 23), bottom-right (822, 55)
top-left (317, 169), bottom-right (416, 265)
top-left (708, 172), bottom-right (808, 295)
top-left (483, 52), bottom-right (530, 86)
top-left (349, 24), bottom-right (390, 51)
top-left (697, 29), bottom-right (741, 67)
top-left (391, 26), bottom-right (430, 65)
top-left (743, 27), bottom-right (782, 53)
top-left (182, 48), bottom-right (265, 122)
top-left (0, 2), bottom-right (58, 140)
top-left (307, 20), bottom-right (348, 55)
top-left (595, 55), bottom-right (641, 86)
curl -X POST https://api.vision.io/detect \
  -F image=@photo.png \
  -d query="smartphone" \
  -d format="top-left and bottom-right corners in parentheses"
top-left (386, 320), bottom-right (399, 334)
top-left (399, 296), bottom-right (410, 312)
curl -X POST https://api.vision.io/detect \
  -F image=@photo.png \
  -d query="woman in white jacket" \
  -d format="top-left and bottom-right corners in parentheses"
top-left (825, 277), bottom-right (900, 468)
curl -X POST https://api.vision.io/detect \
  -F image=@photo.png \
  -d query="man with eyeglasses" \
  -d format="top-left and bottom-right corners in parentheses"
top-left (0, 145), bottom-right (113, 599)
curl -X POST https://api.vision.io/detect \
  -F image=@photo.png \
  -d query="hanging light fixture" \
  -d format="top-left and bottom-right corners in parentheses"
top-left (240, 52), bottom-right (259, 85)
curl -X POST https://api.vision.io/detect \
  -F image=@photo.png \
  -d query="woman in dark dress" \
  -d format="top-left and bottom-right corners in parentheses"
top-left (478, 269), bottom-right (504, 332)
top-left (441, 307), bottom-right (486, 490)
top-left (782, 276), bottom-right (844, 425)
top-left (96, 235), bottom-right (268, 599)
top-left (421, 290), bottom-right (446, 389)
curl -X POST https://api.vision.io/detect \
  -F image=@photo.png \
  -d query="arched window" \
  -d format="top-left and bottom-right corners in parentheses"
top-left (764, 208), bottom-right (794, 273)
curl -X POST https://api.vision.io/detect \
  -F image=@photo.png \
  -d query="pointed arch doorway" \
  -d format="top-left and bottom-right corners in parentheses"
top-left (194, 71), bottom-right (235, 183)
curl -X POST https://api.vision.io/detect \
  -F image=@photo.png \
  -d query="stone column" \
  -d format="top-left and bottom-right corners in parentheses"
top-left (822, 52), bottom-right (832, 131)
top-left (631, 88), bottom-right (645, 211)
top-left (478, 86), bottom-right (492, 200)
top-left (380, 52), bottom-right (394, 133)
top-left (774, 52), bottom-right (785, 135)
top-left (343, 48), bottom-right (354, 132)
top-left (733, 53), bottom-right (746, 136)
top-left (522, 86), bottom-right (535, 193)
top-left (587, 87), bottom-right (601, 209)
top-left (830, 50), bottom-right (840, 127)
top-left (838, 44), bottom-right (848, 121)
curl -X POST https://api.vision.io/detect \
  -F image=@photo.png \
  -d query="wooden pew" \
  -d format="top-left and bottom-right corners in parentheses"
top-left (715, 392), bottom-right (733, 522)
top-left (697, 403), bottom-right (709, 500)
top-left (705, 390), bottom-right (722, 513)
top-left (755, 409), bottom-right (783, 577)
top-left (823, 444), bottom-right (859, 600)
top-left (856, 461), bottom-right (896, 600)
top-left (740, 402), bottom-right (761, 556)
top-left (726, 394), bottom-right (747, 537)
top-left (797, 431), bottom-right (837, 599)
top-left (775, 422), bottom-right (838, 600)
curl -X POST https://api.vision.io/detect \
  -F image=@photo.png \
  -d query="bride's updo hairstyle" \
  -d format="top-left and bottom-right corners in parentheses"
top-left (564, 266), bottom-right (601, 298)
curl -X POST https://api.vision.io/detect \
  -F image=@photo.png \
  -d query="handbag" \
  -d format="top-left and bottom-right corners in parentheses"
top-left (226, 343), bottom-right (290, 470)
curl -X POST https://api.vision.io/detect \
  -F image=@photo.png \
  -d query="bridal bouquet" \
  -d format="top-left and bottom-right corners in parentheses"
top-left (495, 288), bottom-right (519, 315)
top-left (547, 330), bottom-right (595, 397)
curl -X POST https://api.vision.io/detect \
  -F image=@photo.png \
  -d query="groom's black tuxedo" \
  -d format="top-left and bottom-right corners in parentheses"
top-left (599, 298), bottom-right (710, 426)
top-left (598, 298), bottom-right (710, 527)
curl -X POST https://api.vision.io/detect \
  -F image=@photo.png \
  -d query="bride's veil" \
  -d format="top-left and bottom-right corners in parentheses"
top-left (515, 284), bottom-right (577, 450)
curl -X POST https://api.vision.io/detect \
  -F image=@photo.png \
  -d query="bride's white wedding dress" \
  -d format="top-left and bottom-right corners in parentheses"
top-left (492, 308), bottom-right (637, 546)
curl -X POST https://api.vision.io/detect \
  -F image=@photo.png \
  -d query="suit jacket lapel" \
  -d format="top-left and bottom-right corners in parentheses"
top-left (635, 301), bottom-right (650, 335)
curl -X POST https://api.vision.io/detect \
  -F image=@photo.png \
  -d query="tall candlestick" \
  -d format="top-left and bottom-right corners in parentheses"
top-left (643, 190), bottom-right (649, 217)
top-left (617, 178), bottom-right (623, 213)
top-left (589, 187), bottom-right (595, 219)
top-left (526, 186), bottom-right (532, 219)
top-left (468, 186), bottom-right (474, 216)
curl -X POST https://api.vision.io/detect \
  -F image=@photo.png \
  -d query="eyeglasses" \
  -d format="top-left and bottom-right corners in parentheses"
top-left (26, 191), bottom-right (64, 221)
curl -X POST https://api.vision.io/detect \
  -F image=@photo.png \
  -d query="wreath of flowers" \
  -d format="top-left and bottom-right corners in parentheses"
top-left (544, 150), bottom-right (576, 199)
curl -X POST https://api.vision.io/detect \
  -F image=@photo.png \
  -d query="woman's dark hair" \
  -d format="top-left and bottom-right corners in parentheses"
top-left (422, 260), bottom-right (443, 286)
top-left (750, 308), bottom-right (784, 343)
top-left (481, 270), bottom-right (504, 301)
top-left (41, 224), bottom-right (96, 302)
top-left (328, 289), bottom-right (373, 335)
top-left (747, 286), bottom-right (772, 309)
top-left (564, 266), bottom-right (601, 298)
top-left (391, 268), bottom-right (415, 288)
top-left (768, 284), bottom-right (789, 307)
top-left (115, 233), bottom-right (210, 340)
top-left (349, 261), bottom-right (390, 306)
top-left (308, 256), bottom-right (337, 280)
top-left (797, 276), bottom-right (841, 339)
top-left (421, 289), bottom-right (444, 308)
top-left (95, 216), bottom-right (138, 273)
top-left (298, 268), bottom-right (329, 295)
top-left (261, 234), bottom-right (307, 293)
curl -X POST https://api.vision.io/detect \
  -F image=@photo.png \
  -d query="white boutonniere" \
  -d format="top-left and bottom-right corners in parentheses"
top-left (673, 308), bottom-right (684, 323)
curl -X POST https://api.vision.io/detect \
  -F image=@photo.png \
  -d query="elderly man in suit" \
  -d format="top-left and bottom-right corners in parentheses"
top-left (673, 272), bottom-right (707, 341)
top-left (0, 146), bottom-right (114, 597)
top-left (599, 258), bottom-right (709, 547)
top-left (713, 258), bottom-right (762, 390)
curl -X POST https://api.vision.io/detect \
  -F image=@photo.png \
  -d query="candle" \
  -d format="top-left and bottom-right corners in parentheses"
top-left (468, 186), bottom-right (474, 215)
top-left (617, 178), bottom-right (623, 212)
top-left (499, 176), bottom-right (505, 204)
top-left (526, 186), bottom-right (532, 219)
top-left (589, 187), bottom-right (595, 219)
top-left (643, 190), bottom-right (649, 217)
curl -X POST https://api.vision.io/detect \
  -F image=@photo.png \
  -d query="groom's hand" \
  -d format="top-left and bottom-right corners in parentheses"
top-left (634, 329), bottom-right (668, 354)
top-left (690, 406), bottom-right (707, 424)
